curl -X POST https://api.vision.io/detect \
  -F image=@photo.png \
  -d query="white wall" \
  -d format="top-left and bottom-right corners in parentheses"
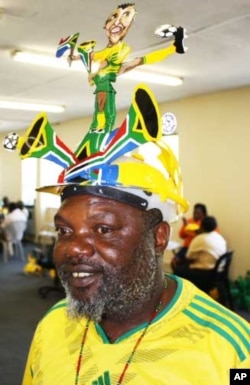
top-left (164, 86), bottom-right (250, 279)
top-left (0, 85), bottom-right (250, 278)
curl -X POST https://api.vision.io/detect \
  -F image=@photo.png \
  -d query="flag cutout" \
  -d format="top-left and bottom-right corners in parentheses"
top-left (56, 32), bottom-right (80, 58)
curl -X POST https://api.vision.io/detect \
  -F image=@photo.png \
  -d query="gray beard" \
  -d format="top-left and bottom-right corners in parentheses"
top-left (58, 231), bottom-right (158, 322)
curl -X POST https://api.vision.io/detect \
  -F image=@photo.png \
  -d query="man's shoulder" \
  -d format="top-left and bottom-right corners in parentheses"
top-left (40, 298), bottom-right (68, 322)
top-left (182, 290), bottom-right (250, 353)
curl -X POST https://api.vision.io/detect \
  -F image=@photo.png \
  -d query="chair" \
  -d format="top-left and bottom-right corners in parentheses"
top-left (0, 221), bottom-right (27, 262)
top-left (198, 251), bottom-right (234, 309)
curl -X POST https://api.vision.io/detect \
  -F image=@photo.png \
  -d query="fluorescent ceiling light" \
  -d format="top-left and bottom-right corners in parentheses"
top-left (12, 50), bottom-right (83, 71)
top-left (121, 69), bottom-right (183, 86)
top-left (12, 50), bottom-right (183, 86)
top-left (0, 100), bottom-right (65, 113)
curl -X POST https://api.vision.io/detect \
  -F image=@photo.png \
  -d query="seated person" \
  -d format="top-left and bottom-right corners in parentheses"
top-left (0, 202), bottom-right (27, 245)
top-left (1, 196), bottom-right (10, 215)
top-left (185, 216), bottom-right (227, 269)
top-left (173, 216), bottom-right (227, 287)
top-left (1, 202), bottom-right (27, 226)
top-left (171, 203), bottom-right (207, 267)
top-left (16, 200), bottom-right (29, 221)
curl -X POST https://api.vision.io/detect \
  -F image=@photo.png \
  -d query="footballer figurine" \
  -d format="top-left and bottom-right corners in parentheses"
top-left (56, 3), bottom-right (187, 136)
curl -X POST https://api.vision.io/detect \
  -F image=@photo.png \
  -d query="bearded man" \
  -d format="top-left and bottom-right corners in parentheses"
top-left (22, 85), bottom-right (249, 385)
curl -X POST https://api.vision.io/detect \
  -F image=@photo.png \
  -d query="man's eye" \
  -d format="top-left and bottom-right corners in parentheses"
top-left (95, 226), bottom-right (112, 235)
top-left (55, 227), bottom-right (70, 236)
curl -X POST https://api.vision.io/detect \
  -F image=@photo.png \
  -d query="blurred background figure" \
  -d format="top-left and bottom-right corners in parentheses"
top-left (174, 216), bottom-right (227, 271)
top-left (16, 200), bottom-right (29, 221)
top-left (1, 202), bottom-right (27, 226)
top-left (172, 216), bottom-right (227, 291)
top-left (0, 202), bottom-right (27, 260)
top-left (2, 196), bottom-right (10, 211)
top-left (0, 196), bottom-right (10, 218)
top-left (172, 203), bottom-right (207, 266)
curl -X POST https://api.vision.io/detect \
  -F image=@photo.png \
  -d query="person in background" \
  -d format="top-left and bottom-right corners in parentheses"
top-left (1, 196), bottom-right (10, 216)
top-left (0, 202), bottom-right (27, 253)
top-left (0, 196), bottom-right (9, 233)
top-left (172, 216), bottom-right (228, 296)
top-left (171, 202), bottom-right (207, 268)
top-left (173, 215), bottom-right (227, 276)
top-left (16, 200), bottom-right (29, 221)
top-left (1, 202), bottom-right (27, 226)
top-left (185, 216), bottom-right (227, 269)
top-left (22, 87), bottom-right (249, 384)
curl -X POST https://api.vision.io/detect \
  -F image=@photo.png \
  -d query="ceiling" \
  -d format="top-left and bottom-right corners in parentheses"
top-left (0, 0), bottom-right (250, 133)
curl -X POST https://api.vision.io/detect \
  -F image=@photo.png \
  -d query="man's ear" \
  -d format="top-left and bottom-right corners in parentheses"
top-left (155, 221), bottom-right (170, 251)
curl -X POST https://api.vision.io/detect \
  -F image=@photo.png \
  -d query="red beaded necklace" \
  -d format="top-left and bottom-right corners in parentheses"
top-left (74, 279), bottom-right (168, 385)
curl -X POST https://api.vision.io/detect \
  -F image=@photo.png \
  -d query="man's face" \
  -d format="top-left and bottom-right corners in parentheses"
top-left (104, 5), bottom-right (136, 45)
top-left (53, 194), bottom-right (160, 321)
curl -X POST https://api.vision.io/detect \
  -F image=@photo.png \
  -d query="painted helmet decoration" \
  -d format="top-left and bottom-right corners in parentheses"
top-left (3, 83), bottom-right (189, 222)
top-left (2, 4), bottom-right (189, 222)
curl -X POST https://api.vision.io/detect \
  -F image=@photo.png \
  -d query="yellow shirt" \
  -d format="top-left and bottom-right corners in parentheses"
top-left (22, 276), bottom-right (250, 385)
top-left (92, 42), bottom-right (131, 77)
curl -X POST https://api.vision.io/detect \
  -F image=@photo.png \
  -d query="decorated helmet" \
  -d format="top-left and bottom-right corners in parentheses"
top-left (3, 83), bottom-right (189, 222)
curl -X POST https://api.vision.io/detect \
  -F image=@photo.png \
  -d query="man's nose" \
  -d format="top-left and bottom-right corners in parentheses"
top-left (68, 234), bottom-right (95, 257)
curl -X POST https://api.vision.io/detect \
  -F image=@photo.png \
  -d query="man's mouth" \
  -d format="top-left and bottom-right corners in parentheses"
top-left (72, 272), bottom-right (94, 278)
top-left (66, 264), bottom-right (103, 289)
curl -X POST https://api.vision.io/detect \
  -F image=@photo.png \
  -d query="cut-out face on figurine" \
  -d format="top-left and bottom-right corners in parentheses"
top-left (104, 3), bottom-right (136, 46)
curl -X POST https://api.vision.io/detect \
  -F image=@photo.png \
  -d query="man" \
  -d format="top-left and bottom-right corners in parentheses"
top-left (70, 3), bottom-right (187, 133)
top-left (22, 86), bottom-right (249, 385)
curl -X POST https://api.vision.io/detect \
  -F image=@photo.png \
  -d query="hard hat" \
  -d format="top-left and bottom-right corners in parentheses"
top-left (35, 84), bottom-right (189, 222)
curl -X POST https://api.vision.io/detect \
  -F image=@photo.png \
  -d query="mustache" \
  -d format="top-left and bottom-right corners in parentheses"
top-left (56, 256), bottom-right (103, 268)
top-left (56, 259), bottom-right (104, 278)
